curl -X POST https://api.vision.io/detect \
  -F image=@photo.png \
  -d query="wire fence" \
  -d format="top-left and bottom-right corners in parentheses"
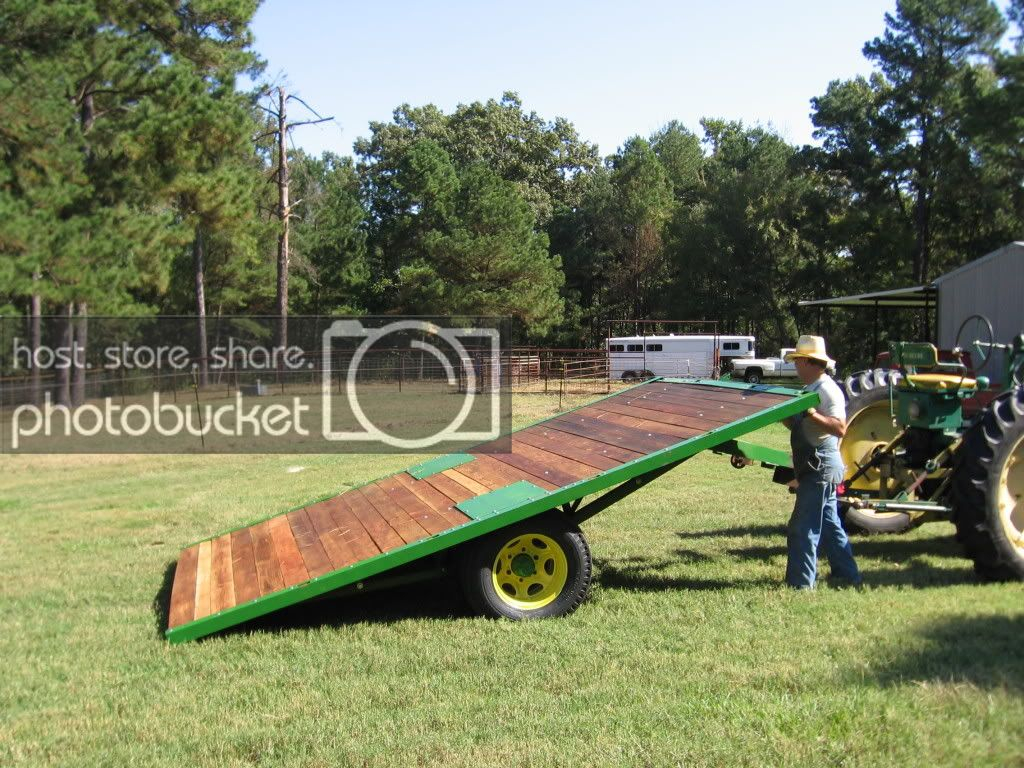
top-left (0, 348), bottom-right (613, 409)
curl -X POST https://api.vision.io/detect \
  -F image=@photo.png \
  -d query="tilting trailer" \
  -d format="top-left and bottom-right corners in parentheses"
top-left (165, 378), bottom-right (814, 643)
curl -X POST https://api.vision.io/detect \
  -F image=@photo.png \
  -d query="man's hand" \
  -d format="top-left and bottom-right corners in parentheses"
top-left (804, 407), bottom-right (846, 438)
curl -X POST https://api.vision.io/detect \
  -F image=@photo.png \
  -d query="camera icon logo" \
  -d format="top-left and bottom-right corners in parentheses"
top-left (320, 319), bottom-right (501, 449)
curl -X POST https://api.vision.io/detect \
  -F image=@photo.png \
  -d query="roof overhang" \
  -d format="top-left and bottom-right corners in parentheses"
top-left (797, 284), bottom-right (936, 309)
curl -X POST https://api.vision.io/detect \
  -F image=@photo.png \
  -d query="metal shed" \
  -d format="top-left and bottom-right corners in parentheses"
top-left (934, 242), bottom-right (1024, 359)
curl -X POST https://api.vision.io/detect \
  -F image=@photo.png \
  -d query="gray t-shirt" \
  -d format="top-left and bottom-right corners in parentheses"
top-left (800, 375), bottom-right (846, 447)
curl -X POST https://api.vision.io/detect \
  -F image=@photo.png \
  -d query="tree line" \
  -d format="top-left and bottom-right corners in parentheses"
top-left (2, 0), bottom-right (1022, 373)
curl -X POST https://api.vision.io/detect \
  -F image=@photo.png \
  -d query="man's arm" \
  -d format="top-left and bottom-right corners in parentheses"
top-left (805, 407), bottom-right (846, 438)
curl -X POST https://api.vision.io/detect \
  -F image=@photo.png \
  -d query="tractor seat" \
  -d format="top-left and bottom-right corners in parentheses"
top-left (903, 373), bottom-right (976, 392)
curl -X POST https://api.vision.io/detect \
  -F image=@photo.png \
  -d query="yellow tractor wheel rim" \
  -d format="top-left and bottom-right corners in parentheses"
top-left (491, 533), bottom-right (569, 611)
top-left (841, 400), bottom-right (914, 494)
top-left (997, 432), bottom-right (1024, 555)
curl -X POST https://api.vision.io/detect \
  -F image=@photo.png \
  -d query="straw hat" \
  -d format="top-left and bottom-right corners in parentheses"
top-left (784, 335), bottom-right (836, 366)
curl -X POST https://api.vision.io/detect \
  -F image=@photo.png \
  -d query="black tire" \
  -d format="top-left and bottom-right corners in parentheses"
top-left (952, 386), bottom-right (1024, 581)
top-left (838, 372), bottom-right (917, 535)
top-left (744, 368), bottom-right (763, 384)
top-left (842, 367), bottom-right (902, 402)
top-left (459, 513), bottom-right (593, 619)
top-left (841, 505), bottom-right (914, 535)
top-left (621, 371), bottom-right (637, 381)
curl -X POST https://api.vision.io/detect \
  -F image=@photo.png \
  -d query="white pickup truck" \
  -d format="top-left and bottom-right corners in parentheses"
top-left (730, 349), bottom-right (798, 383)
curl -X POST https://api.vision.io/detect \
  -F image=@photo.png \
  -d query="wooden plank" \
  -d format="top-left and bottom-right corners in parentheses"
top-left (376, 477), bottom-right (453, 536)
top-left (394, 472), bottom-right (471, 526)
top-left (633, 383), bottom-right (788, 409)
top-left (460, 454), bottom-right (552, 491)
top-left (575, 407), bottom-right (702, 440)
top-left (591, 400), bottom-right (726, 431)
top-left (510, 439), bottom-right (604, 481)
top-left (611, 394), bottom-right (743, 424)
top-left (340, 489), bottom-right (406, 552)
top-left (629, 393), bottom-right (766, 422)
top-left (268, 514), bottom-right (309, 587)
top-left (305, 499), bottom-right (359, 570)
top-left (425, 471), bottom-right (477, 504)
top-left (250, 521), bottom-right (285, 596)
top-left (515, 426), bottom-right (640, 466)
top-left (230, 528), bottom-right (261, 605)
top-left (168, 544), bottom-right (199, 629)
top-left (449, 459), bottom-right (506, 491)
top-left (357, 485), bottom-right (429, 546)
top-left (210, 534), bottom-right (235, 614)
top-left (327, 495), bottom-right (383, 561)
top-left (193, 539), bottom-right (213, 620)
top-left (620, 386), bottom-right (764, 414)
top-left (480, 448), bottom-right (585, 489)
top-left (513, 429), bottom-right (622, 469)
top-left (442, 468), bottom-right (491, 496)
top-left (546, 414), bottom-right (679, 454)
top-left (285, 508), bottom-right (334, 579)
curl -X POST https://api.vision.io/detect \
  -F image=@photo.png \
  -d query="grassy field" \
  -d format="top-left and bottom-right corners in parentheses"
top-left (1, 391), bottom-right (1022, 767)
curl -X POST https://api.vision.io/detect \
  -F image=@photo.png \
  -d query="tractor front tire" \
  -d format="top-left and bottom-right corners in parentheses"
top-left (459, 514), bottom-right (593, 619)
top-left (952, 386), bottom-right (1024, 580)
top-left (839, 370), bottom-right (916, 535)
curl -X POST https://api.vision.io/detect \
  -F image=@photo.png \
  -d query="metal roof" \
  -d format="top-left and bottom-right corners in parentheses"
top-left (797, 284), bottom-right (937, 308)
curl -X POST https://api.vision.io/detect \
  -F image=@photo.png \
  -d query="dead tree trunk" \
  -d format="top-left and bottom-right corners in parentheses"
top-left (30, 278), bottom-right (41, 405)
top-left (56, 303), bottom-right (73, 407)
top-left (72, 301), bottom-right (87, 406)
top-left (194, 227), bottom-right (208, 387)
top-left (276, 86), bottom-right (289, 352)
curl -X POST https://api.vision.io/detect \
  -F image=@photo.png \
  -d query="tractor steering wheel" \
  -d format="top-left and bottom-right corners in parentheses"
top-left (954, 314), bottom-right (995, 374)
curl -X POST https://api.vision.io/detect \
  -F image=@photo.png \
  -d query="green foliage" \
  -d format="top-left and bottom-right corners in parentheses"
top-left (289, 152), bottom-right (370, 315)
top-left (394, 161), bottom-right (565, 337)
top-left (0, 0), bottom-right (263, 314)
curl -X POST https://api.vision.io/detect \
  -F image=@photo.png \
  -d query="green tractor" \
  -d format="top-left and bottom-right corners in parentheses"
top-left (838, 315), bottom-right (1024, 580)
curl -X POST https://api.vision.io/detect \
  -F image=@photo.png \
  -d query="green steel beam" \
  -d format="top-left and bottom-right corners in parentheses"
top-left (165, 380), bottom-right (817, 644)
top-left (712, 439), bottom-right (792, 468)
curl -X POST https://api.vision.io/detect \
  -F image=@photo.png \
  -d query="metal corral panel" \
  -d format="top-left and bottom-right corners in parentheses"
top-left (936, 242), bottom-right (1024, 382)
top-left (164, 378), bottom-right (815, 643)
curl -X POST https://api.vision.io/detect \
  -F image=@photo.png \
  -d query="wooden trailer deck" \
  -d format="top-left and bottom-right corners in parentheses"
top-left (165, 378), bottom-right (816, 643)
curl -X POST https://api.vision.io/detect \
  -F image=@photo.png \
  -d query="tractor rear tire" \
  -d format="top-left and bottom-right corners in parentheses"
top-left (838, 372), bottom-right (916, 535)
top-left (952, 386), bottom-right (1024, 581)
top-left (842, 368), bottom-right (903, 401)
top-left (459, 513), bottom-right (593, 619)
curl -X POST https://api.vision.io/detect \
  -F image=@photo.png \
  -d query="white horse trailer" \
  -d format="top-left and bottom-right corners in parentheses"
top-left (606, 334), bottom-right (755, 380)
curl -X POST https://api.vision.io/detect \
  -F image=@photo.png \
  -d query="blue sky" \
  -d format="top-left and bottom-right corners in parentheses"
top-left (249, 0), bottom-right (902, 158)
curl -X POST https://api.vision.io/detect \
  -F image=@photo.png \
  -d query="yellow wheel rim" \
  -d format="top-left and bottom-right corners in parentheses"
top-left (491, 533), bottom-right (568, 611)
top-left (997, 432), bottom-right (1024, 555)
top-left (841, 401), bottom-right (914, 494)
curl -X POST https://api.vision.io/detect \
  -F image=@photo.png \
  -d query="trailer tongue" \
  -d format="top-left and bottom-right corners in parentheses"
top-left (165, 378), bottom-right (814, 643)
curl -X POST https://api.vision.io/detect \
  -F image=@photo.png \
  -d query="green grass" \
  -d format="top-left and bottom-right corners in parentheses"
top-left (1, 391), bottom-right (1022, 767)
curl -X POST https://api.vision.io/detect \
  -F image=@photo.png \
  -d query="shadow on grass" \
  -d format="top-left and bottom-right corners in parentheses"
top-left (176, 562), bottom-right (474, 643)
top-left (726, 532), bottom-right (982, 588)
top-left (152, 559), bottom-right (176, 639)
top-left (212, 582), bottom-right (472, 642)
top-left (869, 613), bottom-right (1024, 691)
top-left (594, 555), bottom-right (774, 592)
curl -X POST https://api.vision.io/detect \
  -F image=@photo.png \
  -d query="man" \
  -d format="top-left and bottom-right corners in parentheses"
top-left (782, 335), bottom-right (861, 589)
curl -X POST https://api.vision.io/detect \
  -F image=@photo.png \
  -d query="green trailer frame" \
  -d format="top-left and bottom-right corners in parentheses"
top-left (165, 377), bottom-right (814, 644)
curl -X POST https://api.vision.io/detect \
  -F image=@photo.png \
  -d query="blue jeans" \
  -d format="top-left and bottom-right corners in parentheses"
top-left (786, 478), bottom-right (861, 589)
